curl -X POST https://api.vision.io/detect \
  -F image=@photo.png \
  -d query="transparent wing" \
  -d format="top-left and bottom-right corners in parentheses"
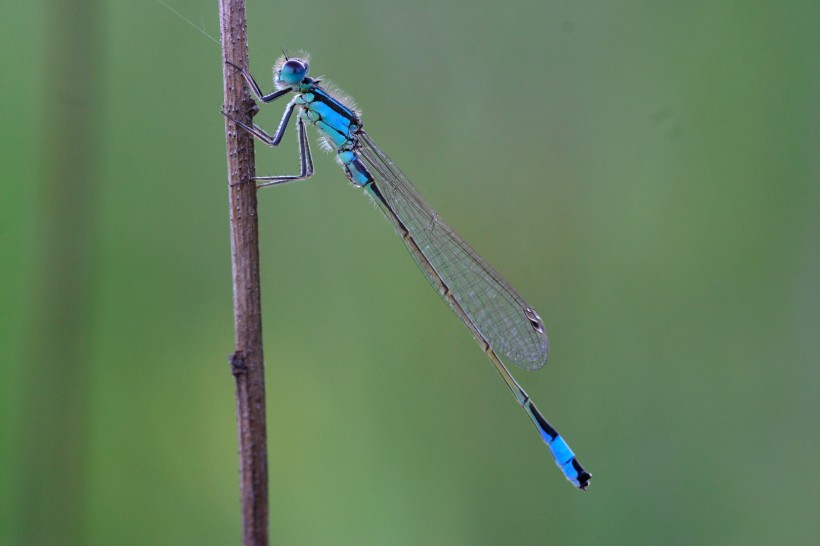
top-left (358, 132), bottom-right (548, 370)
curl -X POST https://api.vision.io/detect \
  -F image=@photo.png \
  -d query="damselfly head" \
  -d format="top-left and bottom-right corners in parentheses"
top-left (276, 57), bottom-right (309, 86)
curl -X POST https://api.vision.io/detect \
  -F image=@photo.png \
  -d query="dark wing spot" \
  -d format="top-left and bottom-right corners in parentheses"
top-left (524, 307), bottom-right (544, 333)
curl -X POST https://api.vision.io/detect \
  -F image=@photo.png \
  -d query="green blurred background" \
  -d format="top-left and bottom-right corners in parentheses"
top-left (1, 0), bottom-right (817, 544)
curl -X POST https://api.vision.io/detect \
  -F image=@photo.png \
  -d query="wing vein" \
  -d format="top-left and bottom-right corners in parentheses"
top-left (358, 132), bottom-right (548, 370)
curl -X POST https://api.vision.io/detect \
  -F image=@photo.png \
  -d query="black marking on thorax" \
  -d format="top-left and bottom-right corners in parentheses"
top-left (309, 87), bottom-right (359, 124)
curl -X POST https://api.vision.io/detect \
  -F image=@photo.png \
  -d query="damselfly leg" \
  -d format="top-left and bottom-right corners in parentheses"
top-left (223, 62), bottom-right (315, 187)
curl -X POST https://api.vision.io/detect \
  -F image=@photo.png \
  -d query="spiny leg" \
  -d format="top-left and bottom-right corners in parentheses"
top-left (222, 62), bottom-right (312, 187)
top-left (222, 96), bottom-right (298, 147)
top-left (226, 61), bottom-right (291, 103)
top-left (223, 113), bottom-right (314, 187)
top-left (223, 110), bottom-right (277, 145)
top-left (256, 117), bottom-right (314, 188)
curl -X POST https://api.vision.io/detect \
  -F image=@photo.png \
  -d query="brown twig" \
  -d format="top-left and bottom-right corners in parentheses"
top-left (218, 1), bottom-right (269, 544)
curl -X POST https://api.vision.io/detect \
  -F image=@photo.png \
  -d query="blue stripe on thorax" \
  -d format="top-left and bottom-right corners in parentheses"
top-left (297, 88), bottom-right (360, 150)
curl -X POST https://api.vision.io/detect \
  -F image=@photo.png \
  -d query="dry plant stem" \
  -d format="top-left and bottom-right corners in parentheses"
top-left (218, 0), bottom-right (269, 544)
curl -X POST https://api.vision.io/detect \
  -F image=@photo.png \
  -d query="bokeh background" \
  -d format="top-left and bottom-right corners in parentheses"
top-left (1, 0), bottom-right (817, 544)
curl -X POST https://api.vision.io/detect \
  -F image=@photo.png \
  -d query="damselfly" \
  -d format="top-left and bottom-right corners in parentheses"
top-left (224, 53), bottom-right (591, 490)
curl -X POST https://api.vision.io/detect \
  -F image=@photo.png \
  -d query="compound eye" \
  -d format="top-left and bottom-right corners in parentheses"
top-left (279, 59), bottom-right (308, 85)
